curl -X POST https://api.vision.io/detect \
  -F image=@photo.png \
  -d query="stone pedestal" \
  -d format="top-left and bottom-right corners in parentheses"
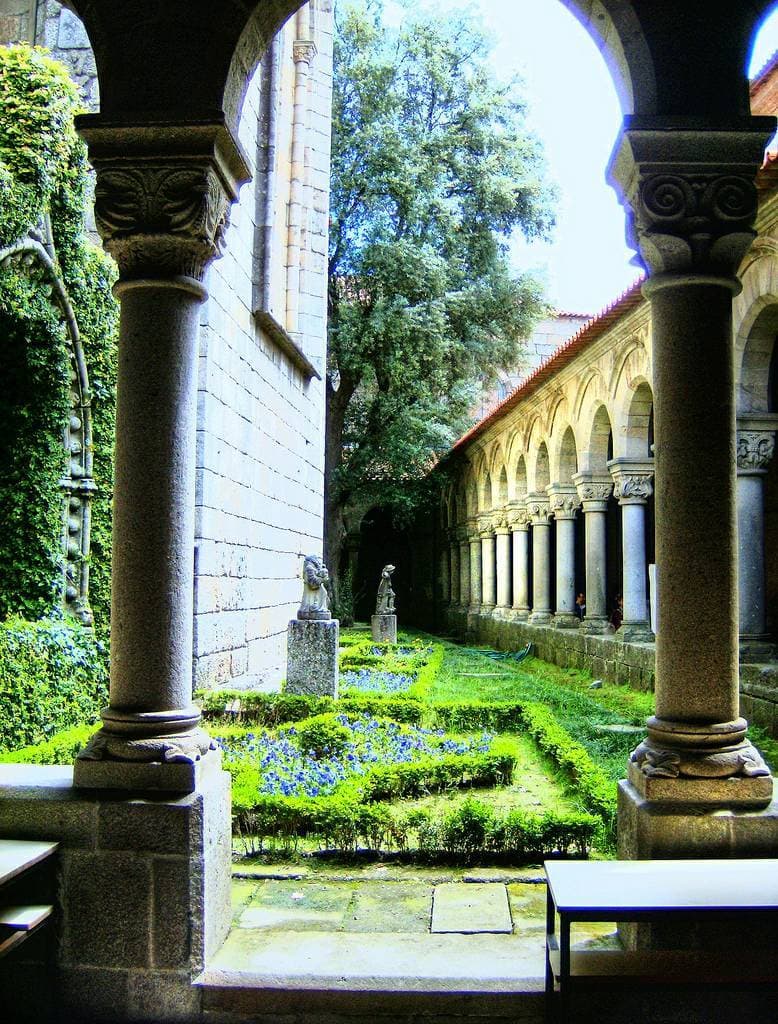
top-left (286, 618), bottom-right (339, 697)
top-left (372, 613), bottom-right (397, 643)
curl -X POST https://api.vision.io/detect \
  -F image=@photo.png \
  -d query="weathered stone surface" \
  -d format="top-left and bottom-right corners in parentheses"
top-left (286, 618), bottom-right (339, 697)
top-left (431, 883), bottom-right (513, 934)
top-left (371, 613), bottom-right (397, 643)
top-left (128, 969), bottom-right (202, 1022)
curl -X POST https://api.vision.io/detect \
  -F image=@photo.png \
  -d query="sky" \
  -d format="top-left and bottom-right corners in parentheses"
top-left (383, 0), bottom-right (778, 316)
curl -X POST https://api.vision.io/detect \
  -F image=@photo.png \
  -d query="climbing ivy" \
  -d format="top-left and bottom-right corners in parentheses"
top-left (0, 45), bottom-right (118, 631)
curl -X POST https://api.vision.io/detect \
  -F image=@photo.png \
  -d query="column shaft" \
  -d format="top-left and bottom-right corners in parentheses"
top-left (496, 531), bottom-right (511, 610)
top-left (449, 540), bottom-right (461, 607)
top-left (530, 522), bottom-right (551, 622)
top-left (621, 502), bottom-right (649, 629)
top-left (481, 534), bottom-right (496, 607)
top-left (438, 546), bottom-right (451, 606)
top-left (109, 281), bottom-right (203, 719)
top-left (652, 284), bottom-right (736, 723)
top-left (469, 538), bottom-right (482, 610)
top-left (553, 516), bottom-right (577, 626)
top-left (512, 527), bottom-right (530, 617)
top-left (583, 507), bottom-right (608, 628)
top-left (459, 540), bottom-right (471, 607)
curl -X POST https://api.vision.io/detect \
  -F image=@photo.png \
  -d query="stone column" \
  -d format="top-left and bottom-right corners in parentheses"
top-left (494, 513), bottom-right (512, 615)
top-left (458, 528), bottom-right (471, 610)
top-left (573, 472), bottom-right (612, 634)
top-left (437, 543), bottom-right (451, 608)
top-left (610, 121), bottom-right (775, 855)
top-left (478, 513), bottom-right (497, 611)
top-left (526, 494), bottom-right (552, 625)
top-left (468, 519), bottom-right (482, 614)
top-left (736, 421), bottom-right (777, 653)
top-left (73, 120), bottom-right (250, 792)
top-left (449, 529), bottom-right (461, 608)
top-left (508, 502), bottom-right (530, 619)
top-left (548, 485), bottom-right (581, 628)
top-left (608, 459), bottom-right (654, 643)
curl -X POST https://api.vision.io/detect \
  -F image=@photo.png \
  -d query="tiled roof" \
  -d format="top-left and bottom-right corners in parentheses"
top-left (446, 277), bottom-right (646, 457)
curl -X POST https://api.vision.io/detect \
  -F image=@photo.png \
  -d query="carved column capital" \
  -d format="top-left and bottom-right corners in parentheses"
top-left (736, 430), bottom-right (776, 472)
top-left (491, 510), bottom-right (509, 534)
top-left (525, 493), bottom-right (551, 525)
top-left (608, 120), bottom-right (774, 284)
top-left (477, 513), bottom-right (495, 539)
top-left (506, 500), bottom-right (528, 530)
top-left (77, 117), bottom-right (251, 283)
top-left (547, 485), bottom-right (581, 520)
top-left (572, 471), bottom-right (613, 511)
top-left (608, 458), bottom-right (654, 505)
top-left (293, 39), bottom-right (318, 64)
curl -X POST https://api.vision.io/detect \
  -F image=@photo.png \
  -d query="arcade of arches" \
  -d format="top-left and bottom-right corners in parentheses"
top-left (3, 2), bottom-right (778, 1022)
top-left (428, 134), bottom-right (778, 711)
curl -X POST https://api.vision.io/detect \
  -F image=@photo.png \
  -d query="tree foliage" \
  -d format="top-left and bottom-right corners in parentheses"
top-left (326, 0), bottom-right (556, 583)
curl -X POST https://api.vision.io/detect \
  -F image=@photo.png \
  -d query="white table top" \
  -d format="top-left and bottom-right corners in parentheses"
top-left (544, 859), bottom-right (778, 915)
top-left (0, 840), bottom-right (58, 887)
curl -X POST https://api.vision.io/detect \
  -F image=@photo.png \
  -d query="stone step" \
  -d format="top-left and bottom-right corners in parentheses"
top-left (197, 929), bottom-right (545, 1022)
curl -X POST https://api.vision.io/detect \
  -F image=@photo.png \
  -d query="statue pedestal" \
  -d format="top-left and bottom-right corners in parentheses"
top-left (371, 613), bottom-right (397, 643)
top-left (286, 618), bottom-right (339, 697)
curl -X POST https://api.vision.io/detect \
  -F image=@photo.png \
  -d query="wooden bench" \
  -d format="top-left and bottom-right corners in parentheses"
top-left (544, 858), bottom-right (778, 1023)
top-left (0, 840), bottom-right (58, 960)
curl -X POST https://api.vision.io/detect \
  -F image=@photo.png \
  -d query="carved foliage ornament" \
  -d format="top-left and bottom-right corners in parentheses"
top-left (577, 480), bottom-right (612, 503)
top-left (549, 491), bottom-right (581, 518)
top-left (612, 473), bottom-right (653, 502)
top-left (94, 163), bottom-right (232, 280)
top-left (631, 738), bottom-right (770, 780)
top-left (737, 431), bottom-right (775, 471)
top-left (526, 499), bottom-right (551, 524)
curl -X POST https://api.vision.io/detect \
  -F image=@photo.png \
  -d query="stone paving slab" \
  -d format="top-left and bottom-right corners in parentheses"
top-left (341, 881), bottom-right (432, 933)
top-left (203, 928), bottom-right (545, 990)
top-left (431, 882), bottom-right (513, 934)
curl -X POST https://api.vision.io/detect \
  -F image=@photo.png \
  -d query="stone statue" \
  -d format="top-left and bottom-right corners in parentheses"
top-left (376, 564), bottom-right (396, 614)
top-left (297, 554), bottom-right (331, 620)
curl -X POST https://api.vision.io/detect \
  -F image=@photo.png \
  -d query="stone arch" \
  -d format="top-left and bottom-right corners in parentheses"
top-left (480, 470), bottom-right (494, 512)
top-left (733, 246), bottom-right (778, 413)
top-left (514, 455), bottom-right (528, 501)
top-left (622, 380), bottom-right (654, 459)
top-left (553, 425), bottom-right (579, 485)
top-left (496, 464), bottom-right (509, 507)
top-left (533, 441), bottom-right (551, 493)
top-left (586, 403), bottom-right (614, 473)
top-left (0, 224), bottom-right (95, 625)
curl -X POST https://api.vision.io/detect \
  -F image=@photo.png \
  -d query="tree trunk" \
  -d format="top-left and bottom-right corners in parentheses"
top-left (324, 374), bottom-right (353, 610)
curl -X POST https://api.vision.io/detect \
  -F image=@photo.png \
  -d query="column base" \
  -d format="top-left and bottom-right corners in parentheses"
top-left (739, 637), bottom-right (777, 663)
top-left (617, 620), bottom-right (654, 643)
top-left (493, 604), bottom-right (512, 619)
top-left (509, 606), bottom-right (530, 622)
top-left (580, 616), bottom-right (610, 635)
top-left (552, 612), bottom-right (580, 629)
top-left (527, 610), bottom-right (552, 625)
top-left (626, 758), bottom-right (773, 808)
top-left (478, 602), bottom-right (496, 617)
top-left (74, 727), bottom-right (217, 793)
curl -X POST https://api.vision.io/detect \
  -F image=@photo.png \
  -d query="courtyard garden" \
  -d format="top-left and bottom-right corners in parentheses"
top-left (5, 627), bottom-right (778, 866)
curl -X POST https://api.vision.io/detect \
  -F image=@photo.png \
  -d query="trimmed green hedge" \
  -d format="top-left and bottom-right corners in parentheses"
top-left (0, 617), bottom-right (106, 752)
top-left (199, 689), bottom-right (427, 726)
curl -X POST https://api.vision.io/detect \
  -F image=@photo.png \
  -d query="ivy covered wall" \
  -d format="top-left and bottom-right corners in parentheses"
top-left (0, 44), bottom-right (117, 630)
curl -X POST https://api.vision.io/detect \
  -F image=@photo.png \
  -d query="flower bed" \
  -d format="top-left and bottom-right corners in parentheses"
top-left (338, 637), bottom-right (444, 698)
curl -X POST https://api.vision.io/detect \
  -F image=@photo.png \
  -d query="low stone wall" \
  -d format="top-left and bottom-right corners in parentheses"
top-left (445, 607), bottom-right (778, 739)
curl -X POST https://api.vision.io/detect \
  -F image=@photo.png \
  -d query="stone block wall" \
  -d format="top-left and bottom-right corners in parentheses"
top-left (194, 3), bottom-right (333, 692)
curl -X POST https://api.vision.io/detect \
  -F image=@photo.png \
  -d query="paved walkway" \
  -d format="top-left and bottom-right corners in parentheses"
top-left (206, 862), bottom-right (617, 990)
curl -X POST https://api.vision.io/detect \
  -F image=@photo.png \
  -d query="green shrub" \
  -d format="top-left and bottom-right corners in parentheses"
top-left (0, 616), bottom-right (107, 752)
top-left (0, 722), bottom-right (95, 764)
top-left (282, 714), bottom-right (352, 757)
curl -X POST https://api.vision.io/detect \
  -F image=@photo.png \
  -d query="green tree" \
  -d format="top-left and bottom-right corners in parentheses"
top-left (326, 0), bottom-right (556, 600)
